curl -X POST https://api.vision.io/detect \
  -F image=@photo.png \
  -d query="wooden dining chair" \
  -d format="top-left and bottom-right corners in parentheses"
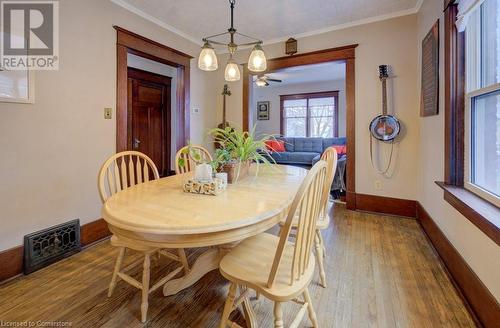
top-left (174, 145), bottom-right (213, 174)
top-left (98, 151), bottom-right (190, 323)
top-left (278, 147), bottom-right (337, 288)
top-left (219, 161), bottom-right (328, 328)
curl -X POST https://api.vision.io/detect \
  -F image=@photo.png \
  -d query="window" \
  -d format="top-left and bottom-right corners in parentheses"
top-left (464, 0), bottom-right (500, 206)
top-left (280, 91), bottom-right (339, 138)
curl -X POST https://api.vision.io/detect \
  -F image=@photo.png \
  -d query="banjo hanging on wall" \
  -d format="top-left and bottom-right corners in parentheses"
top-left (369, 65), bottom-right (401, 174)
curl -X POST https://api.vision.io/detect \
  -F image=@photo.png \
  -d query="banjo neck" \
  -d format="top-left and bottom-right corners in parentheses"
top-left (381, 77), bottom-right (388, 116)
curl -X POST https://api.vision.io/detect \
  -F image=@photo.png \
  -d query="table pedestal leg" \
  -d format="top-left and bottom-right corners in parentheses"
top-left (163, 248), bottom-right (219, 296)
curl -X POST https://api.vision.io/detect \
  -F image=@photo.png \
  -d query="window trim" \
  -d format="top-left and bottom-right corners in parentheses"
top-left (279, 91), bottom-right (339, 137)
top-left (464, 83), bottom-right (500, 207)
top-left (444, 2), bottom-right (465, 186)
top-left (439, 0), bottom-right (499, 245)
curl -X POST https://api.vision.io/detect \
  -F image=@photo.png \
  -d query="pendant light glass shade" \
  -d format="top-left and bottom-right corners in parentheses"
top-left (247, 43), bottom-right (267, 72)
top-left (224, 58), bottom-right (240, 81)
top-left (198, 41), bottom-right (218, 71)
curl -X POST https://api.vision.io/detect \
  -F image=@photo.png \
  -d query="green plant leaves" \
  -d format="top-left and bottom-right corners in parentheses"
top-left (207, 125), bottom-right (276, 170)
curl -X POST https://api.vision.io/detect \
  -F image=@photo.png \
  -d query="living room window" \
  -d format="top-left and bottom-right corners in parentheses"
top-left (463, 0), bottom-right (500, 206)
top-left (280, 91), bottom-right (339, 138)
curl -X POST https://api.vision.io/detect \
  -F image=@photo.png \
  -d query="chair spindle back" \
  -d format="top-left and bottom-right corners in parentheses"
top-left (174, 145), bottom-right (213, 174)
top-left (267, 161), bottom-right (328, 288)
top-left (320, 147), bottom-right (338, 217)
top-left (98, 151), bottom-right (159, 203)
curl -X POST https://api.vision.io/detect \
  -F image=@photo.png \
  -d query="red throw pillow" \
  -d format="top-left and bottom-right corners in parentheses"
top-left (265, 140), bottom-right (285, 152)
top-left (331, 145), bottom-right (347, 156)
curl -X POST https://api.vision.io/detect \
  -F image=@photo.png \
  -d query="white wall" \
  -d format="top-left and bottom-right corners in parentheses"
top-left (0, 0), bottom-right (218, 251)
top-left (251, 80), bottom-right (346, 138)
top-left (417, 0), bottom-right (500, 301)
top-left (219, 14), bottom-right (419, 200)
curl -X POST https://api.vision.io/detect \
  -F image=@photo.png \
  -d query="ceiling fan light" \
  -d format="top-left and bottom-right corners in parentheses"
top-left (248, 43), bottom-right (267, 72)
top-left (224, 58), bottom-right (240, 82)
top-left (198, 41), bottom-right (218, 71)
top-left (255, 79), bottom-right (267, 87)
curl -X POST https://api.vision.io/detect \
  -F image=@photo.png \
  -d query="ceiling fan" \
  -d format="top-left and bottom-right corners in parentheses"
top-left (255, 75), bottom-right (282, 87)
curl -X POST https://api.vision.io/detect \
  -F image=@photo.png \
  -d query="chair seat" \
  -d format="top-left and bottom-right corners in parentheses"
top-left (279, 213), bottom-right (330, 230)
top-left (219, 233), bottom-right (315, 301)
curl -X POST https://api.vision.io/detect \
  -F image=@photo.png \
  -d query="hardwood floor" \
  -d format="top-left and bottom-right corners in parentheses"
top-left (0, 204), bottom-right (476, 327)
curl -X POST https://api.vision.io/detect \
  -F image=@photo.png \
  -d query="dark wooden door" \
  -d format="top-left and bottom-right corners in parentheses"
top-left (127, 67), bottom-right (171, 177)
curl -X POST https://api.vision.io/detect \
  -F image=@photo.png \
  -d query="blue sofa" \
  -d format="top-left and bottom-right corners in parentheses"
top-left (268, 137), bottom-right (346, 166)
top-left (267, 137), bottom-right (347, 192)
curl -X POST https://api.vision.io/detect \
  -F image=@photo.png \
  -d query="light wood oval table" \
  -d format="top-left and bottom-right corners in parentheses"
top-left (102, 164), bottom-right (307, 326)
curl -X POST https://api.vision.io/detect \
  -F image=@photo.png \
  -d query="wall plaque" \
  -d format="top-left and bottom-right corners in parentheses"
top-left (420, 20), bottom-right (439, 117)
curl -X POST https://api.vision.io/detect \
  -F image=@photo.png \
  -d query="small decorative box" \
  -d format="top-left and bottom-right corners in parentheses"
top-left (183, 178), bottom-right (226, 196)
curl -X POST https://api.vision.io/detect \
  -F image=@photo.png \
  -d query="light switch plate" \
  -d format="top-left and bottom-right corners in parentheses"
top-left (104, 108), bottom-right (112, 119)
top-left (192, 107), bottom-right (200, 114)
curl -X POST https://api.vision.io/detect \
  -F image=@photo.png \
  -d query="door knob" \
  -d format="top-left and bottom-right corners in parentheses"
top-left (133, 138), bottom-right (141, 149)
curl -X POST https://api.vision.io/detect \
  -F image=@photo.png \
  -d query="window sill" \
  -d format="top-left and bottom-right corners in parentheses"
top-left (435, 181), bottom-right (500, 246)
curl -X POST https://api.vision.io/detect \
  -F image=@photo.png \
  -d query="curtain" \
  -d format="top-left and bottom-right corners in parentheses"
top-left (456, 0), bottom-right (485, 31)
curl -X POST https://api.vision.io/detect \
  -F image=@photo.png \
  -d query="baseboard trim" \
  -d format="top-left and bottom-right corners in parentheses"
top-left (0, 245), bottom-right (23, 283)
top-left (0, 218), bottom-right (111, 284)
top-left (416, 202), bottom-right (500, 328)
top-left (355, 193), bottom-right (417, 217)
top-left (81, 218), bottom-right (111, 247)
top-left (346, 191), bottom-right (356, 210)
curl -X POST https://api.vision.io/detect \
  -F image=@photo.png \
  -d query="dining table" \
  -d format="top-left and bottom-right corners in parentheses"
top-left (101, 164), bottom-right (308, 326)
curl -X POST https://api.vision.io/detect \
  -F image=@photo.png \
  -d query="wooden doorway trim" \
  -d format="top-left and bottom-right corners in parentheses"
top-left (243, 44), bottom-right (358, 209)
top-left (115, 26), bottom-right (193, 153)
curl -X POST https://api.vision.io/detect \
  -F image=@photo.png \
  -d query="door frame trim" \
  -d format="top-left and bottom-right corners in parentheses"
top-left (114, 26), bottom-right (193, 153)
top-left (242, 44), bottom-right (358, 209)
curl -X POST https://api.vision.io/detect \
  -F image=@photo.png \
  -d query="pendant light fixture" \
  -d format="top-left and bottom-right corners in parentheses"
top-left (224, 56), bottom-right (241, 81)
top-left (248, 43), bottom-right (266, 72)
top-left (197, 0), bottom-right (267, 82)
top-left (198, 41), bottom-right (218, 71)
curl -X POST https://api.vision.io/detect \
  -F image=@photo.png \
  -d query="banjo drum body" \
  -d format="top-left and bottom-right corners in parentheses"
top-left (369, 114), bottom-right (400, 141)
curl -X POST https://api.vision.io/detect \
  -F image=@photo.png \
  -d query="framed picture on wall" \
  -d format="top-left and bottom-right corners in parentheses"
top-left (257, 101), bottom-right (270, 120)
top-left (0, 68), bottom-right (35, 104)
top-left (420, 20), bottom-right (439, 117)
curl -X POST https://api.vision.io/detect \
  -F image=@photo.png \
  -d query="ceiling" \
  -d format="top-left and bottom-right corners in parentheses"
top-left (254, 62), bottom-right (346, 87)
top-left (112, 0), bottom-right (421, 45)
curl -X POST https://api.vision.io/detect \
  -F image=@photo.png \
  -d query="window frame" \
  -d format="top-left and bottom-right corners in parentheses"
top-left (464, 83), bottom-right (500, 207)
top-left (462, 1), bottom-right (500, 206)
top-left (440, 0), bottom-right (499, 246)
top-left (279, 91), bottom-right (339, 138)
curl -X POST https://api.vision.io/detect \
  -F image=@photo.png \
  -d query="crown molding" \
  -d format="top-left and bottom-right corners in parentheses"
top-left (415, 0), bottom-right (425, 12)
top-left (110, 0), bottom-right (202, 46)
top-left (263, 1), bottom-right (425, 46)
top-left (110, 0), bottom-right (425, 51)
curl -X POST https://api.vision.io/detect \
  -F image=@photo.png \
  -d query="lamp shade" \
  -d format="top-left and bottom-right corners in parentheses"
top-left (248, 43), bottom-right (267, 72)
top-left (198, 42), bottom-right (218, 71)
top-left (224, 59), bottom-right (240, 81)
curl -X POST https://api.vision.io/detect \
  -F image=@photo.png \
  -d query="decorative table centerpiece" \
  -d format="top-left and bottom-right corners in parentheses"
top-left (178, 144), bottom-right (227, 196)
top-left (209, 126), bottom-right (275, 183)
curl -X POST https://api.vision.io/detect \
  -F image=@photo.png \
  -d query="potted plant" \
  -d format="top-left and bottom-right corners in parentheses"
top-left (208, 126), bottom-right (275, 183)
top-left (177, 144), bottom-right (213, 182)
top-left (209, 148), bottom-right (232, 172)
